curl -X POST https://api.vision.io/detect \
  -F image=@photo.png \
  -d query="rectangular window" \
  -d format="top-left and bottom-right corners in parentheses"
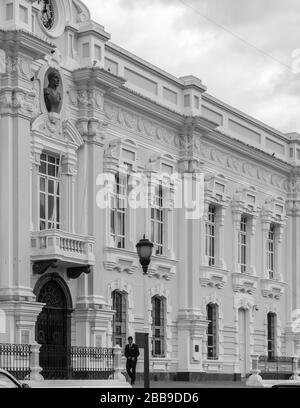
top-left (110, 164), bottom-right (132, 249)
top-left (6, 3), bottom-right (13, 21)
top-left (267, 313), bottom-right (276, 360)
top-left (82, 42), bottom-right (90, 58)
top-left (39, 153), bottom-right (61, 230)
top-left (151, 297), bottom-right (165, 358)
top-left (207, 304), bottom-right (218, 360)
top-left (267, 224), bottom-right (275, 279)
top-left (205, 205), bottom-right (216, 266)
top-left (112, 291), bottom-right (127, 348)
top-left (94, 45), bottom-right (102, 61)
top-left (238, 216), bottom-right (247, 273)
top-left (19, 5), bottom-right (28, 24)
top-left (151, 184), bottom-right (164, 256)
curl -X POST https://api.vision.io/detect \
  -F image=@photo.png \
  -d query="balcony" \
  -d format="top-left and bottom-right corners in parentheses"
top-left (31, 230), bottom-right (95, 271)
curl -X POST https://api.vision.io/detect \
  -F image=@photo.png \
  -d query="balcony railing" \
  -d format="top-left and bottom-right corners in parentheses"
top-left (31, 230), bottom-right (95, 266)
top-left (0, 344), bottom-right (31, 381)
top-left (258, 356), bottom-right (296, 379)
top-left (39, 345), bottom-right (115, 380)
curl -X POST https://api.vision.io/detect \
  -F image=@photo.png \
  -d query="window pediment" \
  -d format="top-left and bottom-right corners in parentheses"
top-left (205, 173), bottom-right (230, 207)
top-left (232, 186), bottom-right (259, 216)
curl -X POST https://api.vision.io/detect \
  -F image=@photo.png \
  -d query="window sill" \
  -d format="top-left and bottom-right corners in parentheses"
top-left (232, 272), bottom-right (259, 295)
top-left (199, 265), bottom-right (228, 289)
top-left (261, 278), bottom-right (286, 300)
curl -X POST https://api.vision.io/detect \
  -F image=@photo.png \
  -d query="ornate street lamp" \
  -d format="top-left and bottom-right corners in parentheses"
top-left (136, 235), bottom-right (154, 389)
top-left (136, 235), bottom-right (154, 275)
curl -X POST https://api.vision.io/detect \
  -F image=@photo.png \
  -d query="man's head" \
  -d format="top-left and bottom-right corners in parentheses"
top-left (48, 71), bottom-right (60, 89)
top-left (128, 336), bottom-right (133, 345)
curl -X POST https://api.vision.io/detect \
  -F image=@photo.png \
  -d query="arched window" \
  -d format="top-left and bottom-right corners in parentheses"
top-left (267, 312), bottom-right (276, 360)
top-left (207, 303), bottom-right (218, 360)
top-left (151, 296), bottom-right (165, 357)
top-left (112, 291), bottom-right (127, 348)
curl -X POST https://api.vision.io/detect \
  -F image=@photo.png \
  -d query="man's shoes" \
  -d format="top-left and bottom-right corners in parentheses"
top-left (131, 379), bottom-right (135, 385)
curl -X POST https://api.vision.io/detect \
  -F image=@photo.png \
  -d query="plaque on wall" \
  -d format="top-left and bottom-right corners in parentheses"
top-left (135, 332), bottom-right (145, 349)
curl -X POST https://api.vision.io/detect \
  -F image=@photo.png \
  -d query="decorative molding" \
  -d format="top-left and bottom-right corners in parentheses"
top-left (0, 88), bottom-right (36, 118)
top-left (232, 273), bottom-right (259, 295)
top-left (32, 260), bottom-right (57, 275)
top-left (200, 142), bottom-right (287, 190)
top-left (32, 112), bottom-right (63, 138)
top-left (199, 266), bottom-right (228, 289)
top-left (261, 279), bottom-right (285, 300)
top-left (67, 265), bottom-right (91, 280)
top-left (261, 196), bottom-right (286, 227)
top-left (204, 173), bottom-right (231, 210)
top-left (103, 248), bottom-right (138, 274)
top-left (232, 186), bottom-right (259, 219)
top-left (147, 262), bottom-right (176, 281)
top-left (68, 88), bottom-right (105, 110)
top-left (104, 102), bottom-right (178, 147)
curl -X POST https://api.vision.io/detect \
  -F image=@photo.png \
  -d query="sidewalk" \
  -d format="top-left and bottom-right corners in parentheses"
top-left (132, 380), bottom-right (248, 388)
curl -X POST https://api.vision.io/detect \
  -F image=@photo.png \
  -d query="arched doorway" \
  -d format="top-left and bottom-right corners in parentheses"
top-left (35, 274), bottom-right (73, 379)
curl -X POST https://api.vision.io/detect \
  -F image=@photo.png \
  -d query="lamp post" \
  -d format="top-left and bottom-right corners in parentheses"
top-left (136, 235), bottom-right (154, 389)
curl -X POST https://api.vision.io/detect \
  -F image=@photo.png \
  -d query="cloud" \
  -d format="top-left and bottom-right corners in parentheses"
top-left (84, 0), bottom-right (300, 132)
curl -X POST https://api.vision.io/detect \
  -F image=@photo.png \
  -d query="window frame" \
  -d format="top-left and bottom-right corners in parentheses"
top-left (110, 163), bottom-right (132, 249)
top-left (238, 215), bottom-right (247, 273)
top-left (151, 296), bottom-right (165, 358)
top-left (151, 183), bottom-right (164, 256)
top-left (267, 312), bottom-right (276, 360)
top-left (267, 224), bottom-right (275, 279)
top-left (207, 303), bottom-right (218, 360)
top-left (205, 205), bottom-right (216, 266)
top-left (112, 290), bottom-right (127, 349)
top-left (38, 152), bottom-right (61, 231)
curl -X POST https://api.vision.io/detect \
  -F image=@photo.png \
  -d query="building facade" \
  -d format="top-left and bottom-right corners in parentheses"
top-left (0, 0), bottom-right (300, 381)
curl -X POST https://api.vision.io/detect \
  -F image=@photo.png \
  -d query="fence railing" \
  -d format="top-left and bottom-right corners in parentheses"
top-left (0, 344), bottom-right (31, 381)
top-left (258, 356), bottom-right (294, 379)
top-left (40, 345), bottom-right (115, 380)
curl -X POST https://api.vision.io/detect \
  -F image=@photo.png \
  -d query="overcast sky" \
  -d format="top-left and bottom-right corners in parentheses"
top-left (84, 0), bottom-right (300, 134)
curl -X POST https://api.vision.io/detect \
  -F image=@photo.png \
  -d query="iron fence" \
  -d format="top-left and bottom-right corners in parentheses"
top-left (258, 356), bottom-right (294, 380)
top-left (0, 343), bottom-right (31, 381)
top-left (40, 345), bottom-right (115, 380)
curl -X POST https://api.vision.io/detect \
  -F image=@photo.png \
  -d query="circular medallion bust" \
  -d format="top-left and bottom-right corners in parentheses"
top-left (40, 0), bottom-right (55, 30)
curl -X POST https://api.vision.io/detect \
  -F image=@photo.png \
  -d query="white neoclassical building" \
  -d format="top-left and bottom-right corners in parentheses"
top-left (0, 0), bottom-right (300, 382)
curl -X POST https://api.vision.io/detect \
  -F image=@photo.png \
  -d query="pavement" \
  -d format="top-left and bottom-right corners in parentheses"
top-left (132, 380), bottom-right (248, 388)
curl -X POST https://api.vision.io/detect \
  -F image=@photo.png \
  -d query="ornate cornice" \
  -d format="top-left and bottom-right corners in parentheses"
top-left (0, 30), bottom-right (54, 60)
top-left (200, 142), bottom-right (288, 191)
top-left (104, 101), bottom-right (178, 147)
top-left (0, 87), bottom-right (36, 118)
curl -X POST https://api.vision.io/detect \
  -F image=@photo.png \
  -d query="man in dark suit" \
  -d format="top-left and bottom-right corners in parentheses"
top-left (125, 336), bottom-right (140, 385)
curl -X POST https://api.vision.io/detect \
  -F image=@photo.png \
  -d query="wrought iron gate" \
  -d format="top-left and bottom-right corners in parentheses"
top-left (36, 279), bottom-right (71, 379)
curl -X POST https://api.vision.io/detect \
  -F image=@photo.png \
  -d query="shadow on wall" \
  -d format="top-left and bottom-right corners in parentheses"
top-left (0, 309), bottom-right (6, 334)
top-left (0, 49), bottom-right (5, 74)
